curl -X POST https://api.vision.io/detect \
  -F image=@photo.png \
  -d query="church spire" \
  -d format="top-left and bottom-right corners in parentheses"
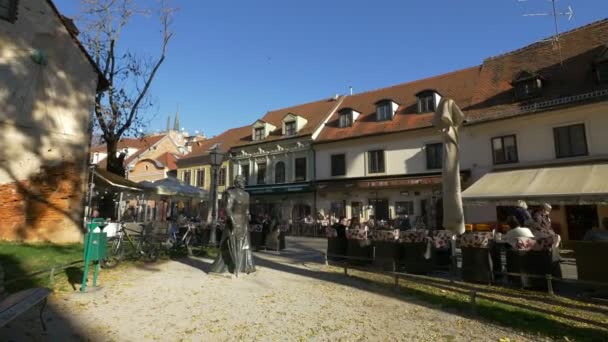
top-left (173, 105), bottom-right (180, 132)
top-left (166, 115), bottom-right (171, 132)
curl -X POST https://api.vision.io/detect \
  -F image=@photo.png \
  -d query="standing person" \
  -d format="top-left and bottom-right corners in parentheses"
top-left (532, 203), bottom-right (554, 235)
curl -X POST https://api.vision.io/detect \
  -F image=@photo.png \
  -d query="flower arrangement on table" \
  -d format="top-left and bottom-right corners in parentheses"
top-left (431, 230), bottom-right (454, 250)
top-left (398, 230), bottom-right (429, 243)
top-left (370, 229), bottom-right (399, 242)
top-left (346, 227), bottom-right (368, 240)
top-left (459, 231), bottom-right (493, 248)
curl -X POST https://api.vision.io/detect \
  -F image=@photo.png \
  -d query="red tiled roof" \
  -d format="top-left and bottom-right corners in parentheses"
top-left (181, 125), bottom-right (252, 160)
top-left (466, 18), bottom-right (608, 122)
top-left (92, 134), bottom-right (168, 168)
top-left (316, 18), bottom-right (608, 143)
top-left (232, 97), bottom-right (344, 147)
top-left (91, 135), bottom-right (166, 153)
top-left (156, 152), bottom-right (179, 170)
top-left (315, 67), bottom-right (480, 142)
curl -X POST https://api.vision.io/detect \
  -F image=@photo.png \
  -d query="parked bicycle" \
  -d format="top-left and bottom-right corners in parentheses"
top-left (102, 222), bottom-right (159, 268)
top-left (164, 222), bottom-right (200, 256)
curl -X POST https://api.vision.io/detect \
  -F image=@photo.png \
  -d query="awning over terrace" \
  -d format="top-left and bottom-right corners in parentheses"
top-left (93, 168), bottom-right (143, 192)
top-left (462, 163), bottom-right (608, 205)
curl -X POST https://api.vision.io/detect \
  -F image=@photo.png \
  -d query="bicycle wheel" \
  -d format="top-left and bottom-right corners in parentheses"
top-left (141, 239), bottom-right (159, 263)
top-left (102, 236), bottom-right (124, 269)
top-left (186, 236), bottom-right (198, 256)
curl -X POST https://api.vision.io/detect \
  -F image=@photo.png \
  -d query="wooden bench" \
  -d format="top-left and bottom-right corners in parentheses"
top-left (0, 264), bottom-right (51, 331)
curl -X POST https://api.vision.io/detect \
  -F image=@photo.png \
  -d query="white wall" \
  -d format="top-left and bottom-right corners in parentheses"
top-left (460, 101), bottom-right (608, 223)
top-left (315, 128), bottom-right (441, 180)
top-left (460, 101), bottom-right (608, 182)
top-left (232, 138), bottom-right (314, 185)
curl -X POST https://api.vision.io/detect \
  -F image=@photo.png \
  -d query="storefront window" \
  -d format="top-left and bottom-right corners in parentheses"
top-left (395, 201), bottom-right (414, 216)
top-left (330, 201), bottom-right (346, 218)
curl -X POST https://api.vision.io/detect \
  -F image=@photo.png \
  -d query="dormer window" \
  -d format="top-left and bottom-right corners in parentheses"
top-left (285, 121), bottom-right (296, 136)
top-left (254, 127), bottom-right (265, 141)
top-left (337, 108), bottom-right (360, 128)
top-left (339, 112), bottom-right (352, 127)
top-left (416, 90), bottom-right (439, 113)
top-left (377, 102), bottom-right (392, 121)
top-left (282, 113), bottom-right (306, 136)
top-left (512, 71), bottom-right (542, 100)
top-left (594, 46), bottom-right (608, 84)
top-left (375, 100), bottom-right (397, 121)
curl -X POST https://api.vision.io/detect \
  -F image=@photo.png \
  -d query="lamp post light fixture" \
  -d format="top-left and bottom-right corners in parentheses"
top-left (86, 152), bottom-right (99, 226)
top-left (208, 144), bottom-right (224, 245)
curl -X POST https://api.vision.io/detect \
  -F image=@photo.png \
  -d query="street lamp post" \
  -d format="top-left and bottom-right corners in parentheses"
top-left (208, 145), bottom-right (224, 245)
top-left (85, 153), bottom-right (100, 226)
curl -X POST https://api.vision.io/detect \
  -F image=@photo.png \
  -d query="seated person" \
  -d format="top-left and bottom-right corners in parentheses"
top-left (502, 215), bottom-right (535, 248)
top-left (583, 217), bottom-right (608, 241)
top-left (366, 216), bottom-right (376, 229)
top-left (514, 200), bottom-right (533, 227)
top-left (333, 217), bottom-right (347, 239)
top-left (304, 214), bottom-right (314, 225)
top-left (396, 214), bottom-right (412, 231)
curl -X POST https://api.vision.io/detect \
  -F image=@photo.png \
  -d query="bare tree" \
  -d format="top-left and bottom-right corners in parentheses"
top-left (79, 0), bottom-right (175, 175)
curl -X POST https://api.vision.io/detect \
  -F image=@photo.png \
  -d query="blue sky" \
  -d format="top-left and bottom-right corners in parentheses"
top-left (54, 0), bottom-right (608, 137)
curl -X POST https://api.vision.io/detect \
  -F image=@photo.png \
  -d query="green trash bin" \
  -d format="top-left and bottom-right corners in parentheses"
top-left (81, 218), bottom-right (108, 292)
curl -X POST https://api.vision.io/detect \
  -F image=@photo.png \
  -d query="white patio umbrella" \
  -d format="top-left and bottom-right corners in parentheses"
top-left (432, 98), bottom-right (465, 235)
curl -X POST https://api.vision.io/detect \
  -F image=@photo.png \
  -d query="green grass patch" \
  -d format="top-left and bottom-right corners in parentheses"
top-left (328, 266), bottom-right (608, 342)
top-left (0, 241), bottom-right (84, 292)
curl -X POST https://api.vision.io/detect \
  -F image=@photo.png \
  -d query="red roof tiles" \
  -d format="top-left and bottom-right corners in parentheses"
top-left (232, 97), bottom-right (344, 147)
top-left (182, 125), bottom-right (252, 159)
top-left (316, 18), bottom-right (608, 143)
top-left (156, 152), bottom-right (179, 170)
top-left (315, 67), bottom-right (480, 143)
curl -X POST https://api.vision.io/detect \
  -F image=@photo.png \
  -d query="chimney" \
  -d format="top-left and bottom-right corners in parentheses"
top-left (349, 86), bottom-right (353, 96)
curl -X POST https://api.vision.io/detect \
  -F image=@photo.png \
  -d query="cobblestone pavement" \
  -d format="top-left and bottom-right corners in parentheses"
top-left (1, 237), bottom-right (535, 341)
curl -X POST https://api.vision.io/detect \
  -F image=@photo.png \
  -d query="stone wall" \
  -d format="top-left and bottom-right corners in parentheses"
top-left (0, 162), bottom-right (86, 242)
top-left (0, 0), bottom-right (99, 242)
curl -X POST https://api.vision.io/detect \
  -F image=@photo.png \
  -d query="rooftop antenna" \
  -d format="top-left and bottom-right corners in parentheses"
top-left (519, 0), bottom-right (574, 65)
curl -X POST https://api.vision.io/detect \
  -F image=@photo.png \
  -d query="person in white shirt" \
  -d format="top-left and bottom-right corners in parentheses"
top-left (503, 215), bottom-right (535, 248)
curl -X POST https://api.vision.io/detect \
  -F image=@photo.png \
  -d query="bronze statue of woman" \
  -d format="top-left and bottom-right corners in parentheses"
top-left (210, 175), bottom-right (256, 276)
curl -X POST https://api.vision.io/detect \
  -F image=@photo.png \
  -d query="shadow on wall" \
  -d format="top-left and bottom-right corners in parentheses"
top-left (0, 22), bottom-right (96, 242)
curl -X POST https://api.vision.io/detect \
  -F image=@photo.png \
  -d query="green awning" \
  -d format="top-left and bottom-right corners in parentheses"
top-left (246, 183), bottom-right (313, 195)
